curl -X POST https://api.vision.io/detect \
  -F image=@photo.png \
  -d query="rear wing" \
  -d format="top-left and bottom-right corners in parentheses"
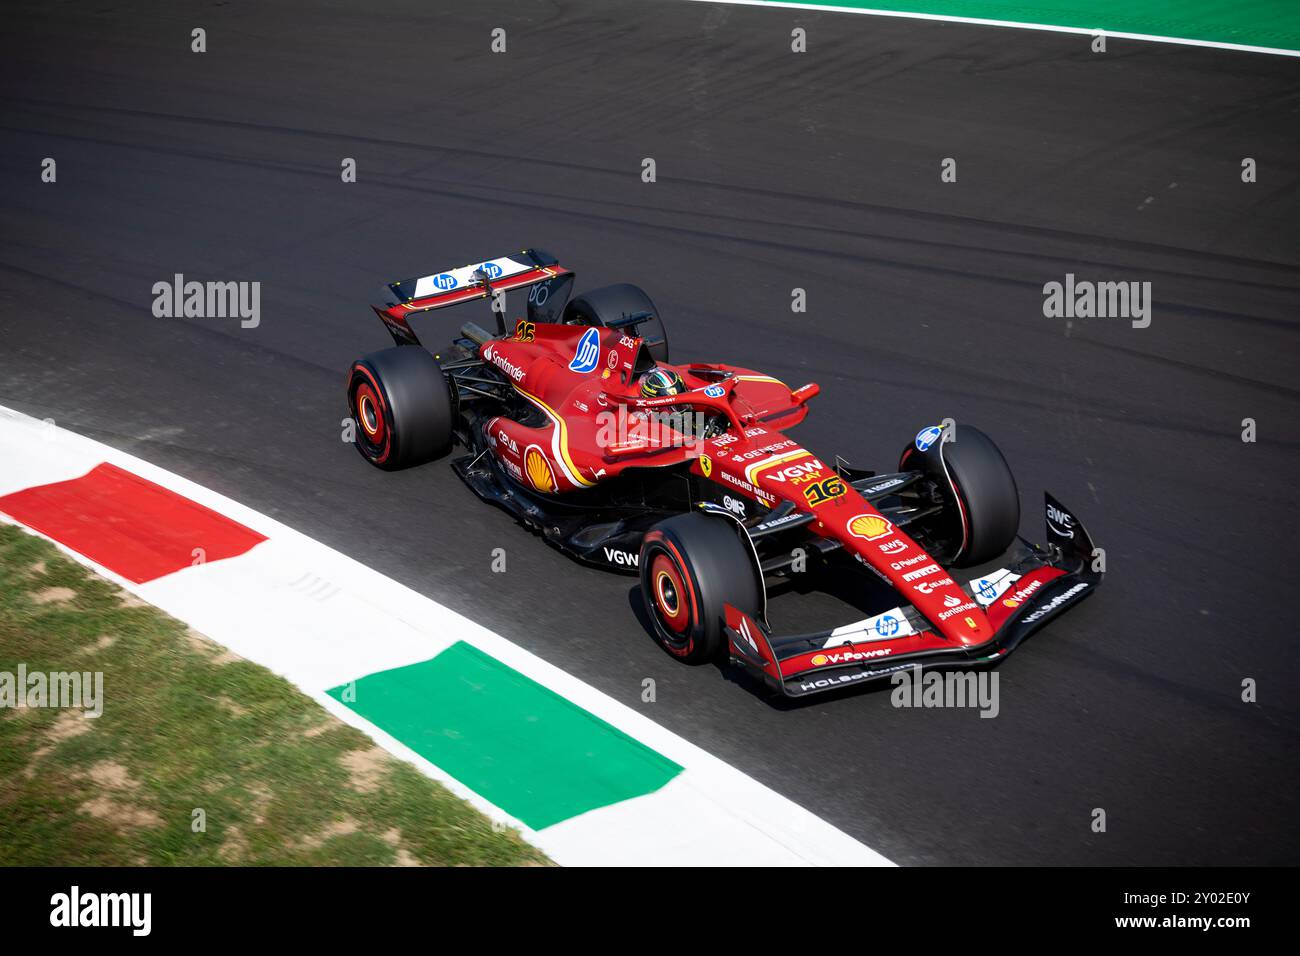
top-left (371, 247), bottom-right (574, 346)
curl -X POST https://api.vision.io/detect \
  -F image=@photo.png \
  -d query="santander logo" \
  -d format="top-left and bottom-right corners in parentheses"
top-left (484, 344), bottom-right (525, 382)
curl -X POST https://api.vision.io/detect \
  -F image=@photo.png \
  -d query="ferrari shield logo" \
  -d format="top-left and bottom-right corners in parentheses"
top-left (700, 455), bottom-right (713, 478)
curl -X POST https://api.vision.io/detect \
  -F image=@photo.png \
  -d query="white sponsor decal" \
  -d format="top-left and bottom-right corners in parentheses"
top-left (1000, 578), bottom-right (1045, 609)
top-left (412, 256), bottom-right (530, 298)
top-left (938, 600), bottom-right (978, 621)
top-left (603, 547), bottom-right (639, 567)
top-left (496, 429), bottom-right (519, 455)
top-left (799, 667), bottom-right (908, 692)
top-left (811, 647), bottom-right (893, 666)
top-left (735, 614), bottom-right (761, 654)
top-left (861, 476), bottom-right (906, 496)
top-left (721, 470), bottom-right (755, 493)
top-left (762, 459), bottom-right (823, 483)
top-left (824, 608), bottom-right (915, 647)
top-left (755, 511), bottom-right (805, 532)
top-left (1021, 582), bottom-right (1089, 623)
top-left (901, 563), bottom-right (942, 582)
top-left (970, 570), bottom-right (1021, 607)
top-left (1047, 503), bottom-right (1075, 539)
top-left (483, 344), bottom-right (526, 382)
top-left (913, 577), bottom-right (955, 595)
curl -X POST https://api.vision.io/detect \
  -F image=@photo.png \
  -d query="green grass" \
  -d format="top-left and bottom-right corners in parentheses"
top-left (762, 0), bottom-right (1300, 51)
top-left (0, 523), bottom-right (550, 866)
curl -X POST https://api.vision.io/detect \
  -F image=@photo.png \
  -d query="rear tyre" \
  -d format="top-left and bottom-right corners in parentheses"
top-left (900, 424), bottom-right (1019, 567)
top-left (563, 283), bottom-right (669, 362)
top-left (347, 346), bottom-right (454, 470)
top-left (638, 513), bottom-right (762, 663)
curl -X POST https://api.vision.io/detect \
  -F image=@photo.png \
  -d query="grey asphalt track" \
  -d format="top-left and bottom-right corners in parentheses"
top-left (2, 0), bottom-right (1298, 865)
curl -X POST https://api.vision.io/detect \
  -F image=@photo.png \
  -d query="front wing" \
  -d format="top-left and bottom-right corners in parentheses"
top-left (724, 492), bottom-right (1101, 698)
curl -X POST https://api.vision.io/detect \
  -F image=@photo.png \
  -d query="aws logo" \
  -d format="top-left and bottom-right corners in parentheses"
top-left (524, 446), bottom-right (556, 493)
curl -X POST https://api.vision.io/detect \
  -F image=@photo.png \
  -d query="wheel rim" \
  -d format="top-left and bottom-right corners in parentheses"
top-left (650, 552), bottom-right (690, 635)
top-left (353, 380), bottom-right (388, 458)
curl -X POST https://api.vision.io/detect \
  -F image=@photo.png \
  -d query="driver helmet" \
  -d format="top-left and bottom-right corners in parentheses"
top-left (639, 367), bottom-right (687, 400)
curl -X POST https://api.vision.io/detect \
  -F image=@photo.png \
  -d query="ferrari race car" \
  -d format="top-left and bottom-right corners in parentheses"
top-left (346, 249), bottom-right (1101, 699)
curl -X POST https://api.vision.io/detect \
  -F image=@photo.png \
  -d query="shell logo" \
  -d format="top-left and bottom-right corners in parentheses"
top-left (524, 446), bottom-right (556, 493)
top-left (847, 513), bottom-right (893, 541)
top-left (811, 654), bottom-right (829, 666)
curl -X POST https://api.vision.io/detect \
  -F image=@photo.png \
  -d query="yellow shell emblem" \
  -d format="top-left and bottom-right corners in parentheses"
top-left (700, 455), bottom-right (713, 478)
top-left (525, 447), bottom-right (556, 493)
top-left (848, 514), bottom-right (892, 541)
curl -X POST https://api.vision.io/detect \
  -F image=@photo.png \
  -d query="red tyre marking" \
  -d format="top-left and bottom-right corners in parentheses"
top-left (650, 553), bottom-right (689, 634)
top-left (355, 383), bottom-right (384, 440)
top-left (658, 538), bottom-right (700, 625)
top-left (351, 365), bottom-right (392, 465)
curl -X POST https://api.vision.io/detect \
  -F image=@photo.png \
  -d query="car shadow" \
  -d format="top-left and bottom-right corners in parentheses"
top-left (625, 583), bottom-right (902, 711)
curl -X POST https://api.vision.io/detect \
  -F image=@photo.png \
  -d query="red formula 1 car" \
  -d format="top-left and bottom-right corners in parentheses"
top-left (347, 249), bottom-right (1101, 698)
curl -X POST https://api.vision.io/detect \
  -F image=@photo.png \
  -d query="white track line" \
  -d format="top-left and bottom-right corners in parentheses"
top-left (0, 405), bottom-right (891, 866)
top-left (682, 0), bottom-right (1300, 58)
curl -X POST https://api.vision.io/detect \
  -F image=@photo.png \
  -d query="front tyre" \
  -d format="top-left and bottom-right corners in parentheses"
top-left (900, 423), bottom-right (1019, 567)
top-left (347, 346), bottom-right (454, 470)
top-left (639, 513), bottom-right (763, 663)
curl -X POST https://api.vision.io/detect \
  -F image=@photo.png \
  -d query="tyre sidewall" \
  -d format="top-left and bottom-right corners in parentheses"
top-left (348, 347), bottom-right (454, 470)
top-left (902, 424), bottom-right (1019, 566)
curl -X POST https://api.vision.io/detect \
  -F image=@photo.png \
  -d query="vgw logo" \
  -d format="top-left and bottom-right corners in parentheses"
top-left (569, 327), bottom-right (601, 373)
